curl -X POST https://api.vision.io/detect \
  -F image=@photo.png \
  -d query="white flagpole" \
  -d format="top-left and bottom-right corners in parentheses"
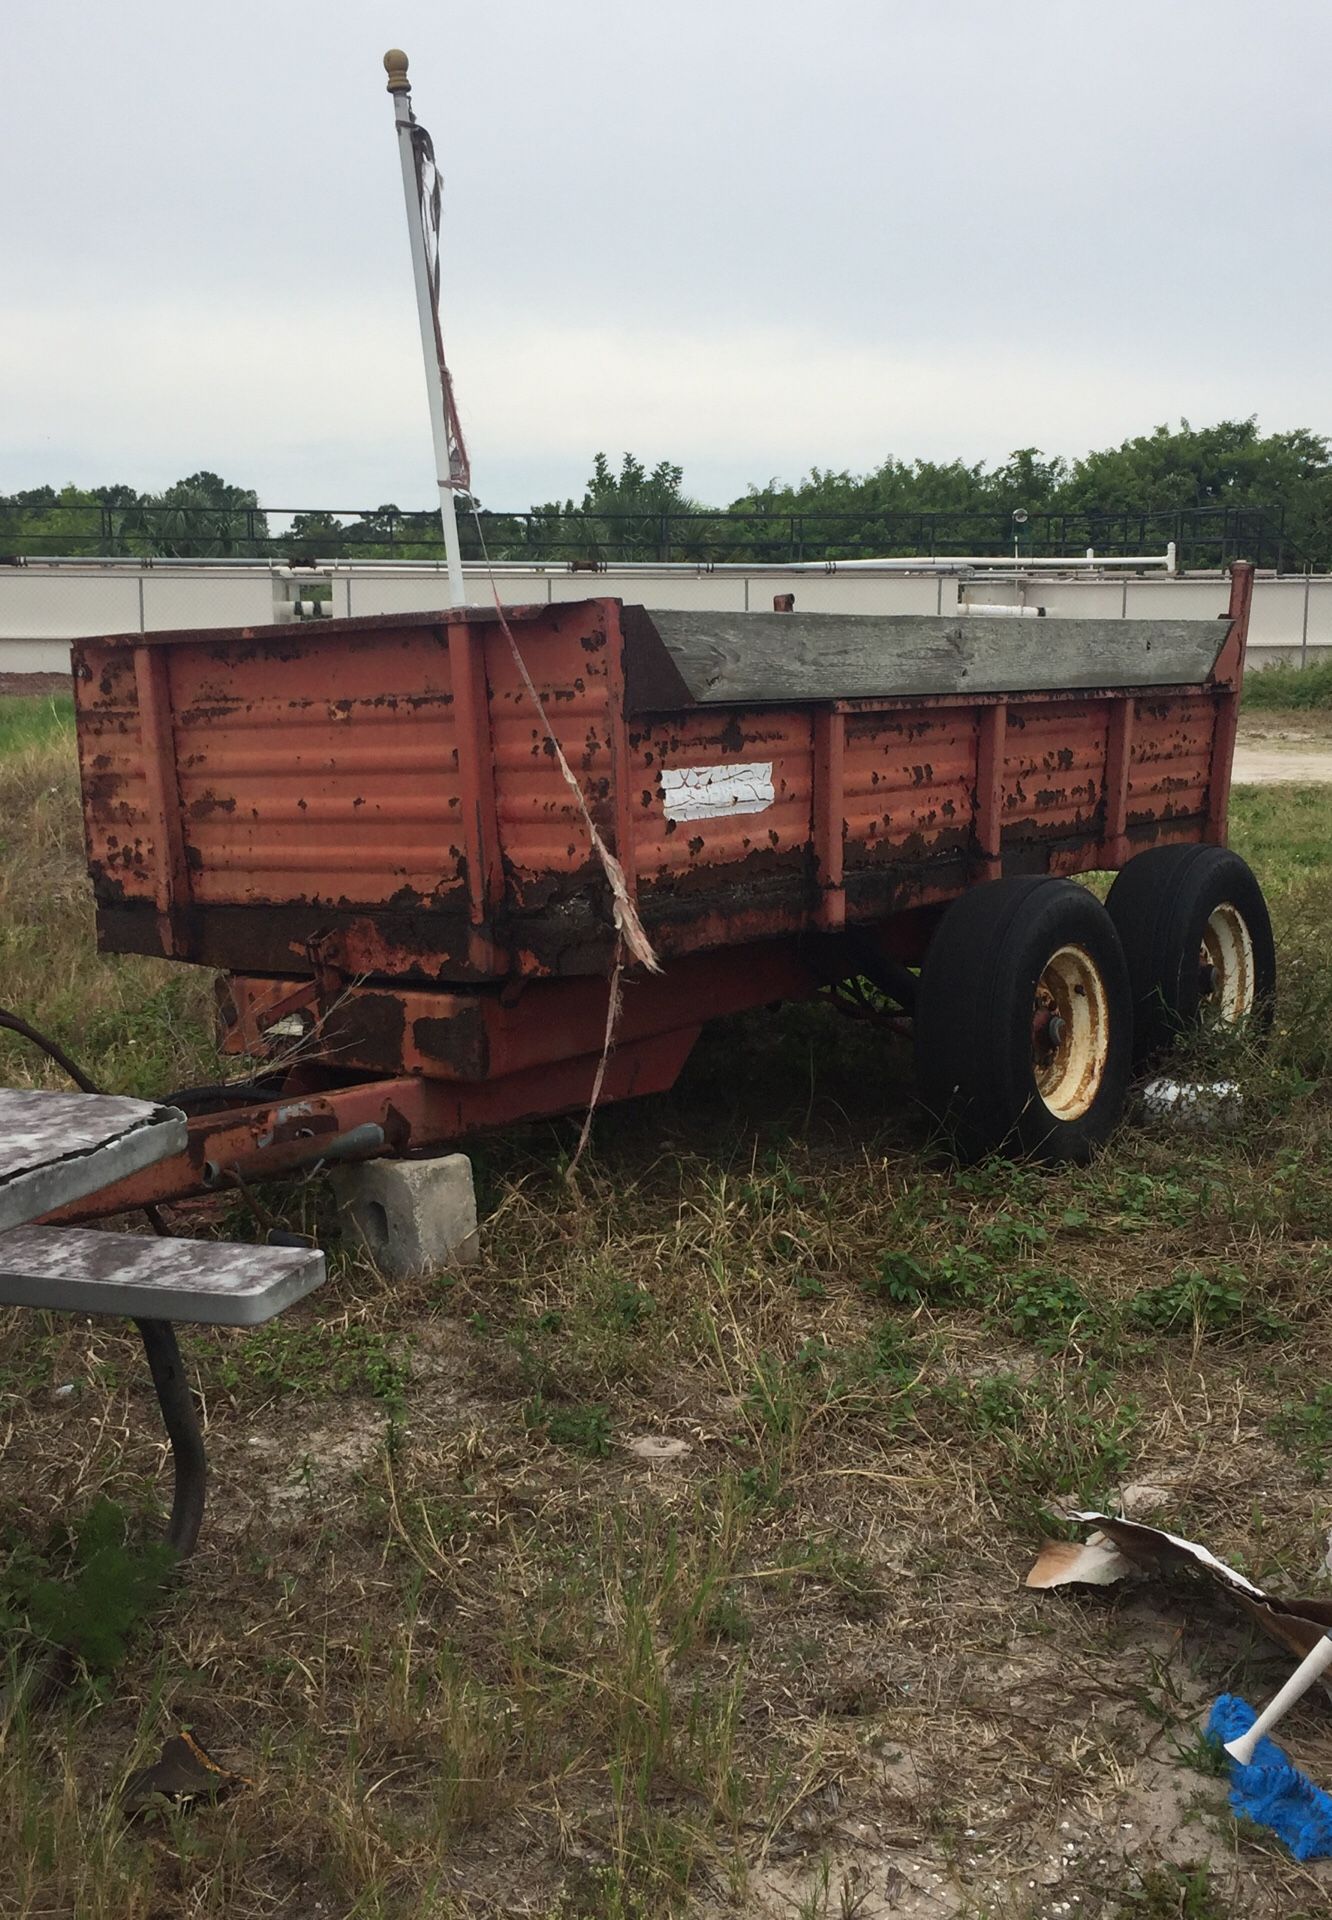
top-left (383, 48), bottom-right (467, 607)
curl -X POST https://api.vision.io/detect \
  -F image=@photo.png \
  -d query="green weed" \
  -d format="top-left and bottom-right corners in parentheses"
top-left (1170, 1729), bottom-right (1230, 1778)
top-left (510, 1264), bottom-right (661, 1399)
top-left (1006, 1273), bottom-right (1094, 1338)
top-left (1115, 1861), bottom-right (1227, 1919)
top-left (976, 1215), bottom-right (1049, 1261)
top-left (933, 1372), bottom-right (1140, 1517)
top-left (1243, 659), bottom-right (1332, 710)
top-left (702, 1595), bottom-right (751, 1645)
top-left (524, 1394), bottom-right (614, 1457)
top-left (869, 1247), bottom-right (993, 1308)
top-left (216, 1320), bottom-right (409, 1405)
top-left (1, 1498), bottom-right (174, 1674)
top-left (0, 695), bottom-right (74, 757)
top-left (1128, 1268), bottom-right (1291, 1342)
top-left (1270, 1382), bottom-right (1332, 1480)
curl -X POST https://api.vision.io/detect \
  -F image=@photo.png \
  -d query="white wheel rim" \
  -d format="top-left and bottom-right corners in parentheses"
top-left (1032, 943), bottom-right (1112, 1122)
top-left (1201, 903), bottom-right (1255, 1024)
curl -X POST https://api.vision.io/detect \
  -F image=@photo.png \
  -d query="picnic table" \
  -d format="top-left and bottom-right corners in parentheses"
top-left (0, 1089), bottom-right (325, 1555)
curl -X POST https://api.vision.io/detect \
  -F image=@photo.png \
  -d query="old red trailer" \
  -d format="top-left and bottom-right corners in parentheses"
top-left (61, 562), bottom-right (1272, 1212)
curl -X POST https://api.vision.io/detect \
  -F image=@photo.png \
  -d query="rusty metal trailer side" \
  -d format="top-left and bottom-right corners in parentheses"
top-left (74, 575), bottom-right (1248, 977)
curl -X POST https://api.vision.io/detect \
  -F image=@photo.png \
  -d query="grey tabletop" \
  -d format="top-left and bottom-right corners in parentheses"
top-left (0, 1223), bottom-right (325, 1326)
top-left (0, 1090), bottom-right (188, 1232)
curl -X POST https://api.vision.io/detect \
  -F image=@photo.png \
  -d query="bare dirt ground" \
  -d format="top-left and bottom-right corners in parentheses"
top-left (1234, 712), bottom-right (1332, 785)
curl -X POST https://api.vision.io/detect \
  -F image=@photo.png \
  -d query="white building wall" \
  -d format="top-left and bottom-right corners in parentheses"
top-left (1243, 577), bottom-right (1313, 659)
top-left (1124, 579), bottom-right (1230, 620)
top-left (2, 562), bottom-right (1328, 676)
top-left (1022, 581), bottom-right (1127, 619)
top-left (550, 571), bottom-right (748, 611)
top-left (0, 572), bottom-right (140, 657)
top-left (142, 571), bottom-right (274, 632)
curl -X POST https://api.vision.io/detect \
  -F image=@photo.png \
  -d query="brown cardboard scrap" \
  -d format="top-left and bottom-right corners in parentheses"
top-left (1027, 1510), bottom-right (1332, 1667)
top-left (1025, 1534), bottom-right (1134, 1589)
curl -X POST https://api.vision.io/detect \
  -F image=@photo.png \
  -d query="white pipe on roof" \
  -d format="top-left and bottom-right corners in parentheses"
top-left (962, 602), bottom-right (1045, 617)
top-left (2, 550), bottom-right (1179, 578)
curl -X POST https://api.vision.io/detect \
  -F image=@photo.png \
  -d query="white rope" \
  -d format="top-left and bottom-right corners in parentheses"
top-left (564, 948), bottom-right (624, 1185)
top-left (467, 503), bottom-right (660, 975)
top-left (466, 501), bottom-right (660, 1184)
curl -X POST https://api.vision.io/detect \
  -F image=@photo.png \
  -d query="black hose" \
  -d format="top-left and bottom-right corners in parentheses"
top-left (0, 1007), bottom-right (102, 1094)
top-left (159, 1071), bottom-right (288, 1113)
top-left (0, 1005), bottom-right (286, 1116)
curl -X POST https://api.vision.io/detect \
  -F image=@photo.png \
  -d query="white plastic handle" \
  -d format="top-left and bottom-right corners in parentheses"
top-left (1225, 1631), bottom-right (1332, 1765)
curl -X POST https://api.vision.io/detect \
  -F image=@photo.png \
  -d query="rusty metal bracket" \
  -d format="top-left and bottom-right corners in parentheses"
top-left (305, 930), bottom-right (349, 1004)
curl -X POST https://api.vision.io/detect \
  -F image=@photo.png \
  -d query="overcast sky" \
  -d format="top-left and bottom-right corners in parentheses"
top-left (3, 1), bottom-right (1328, 510)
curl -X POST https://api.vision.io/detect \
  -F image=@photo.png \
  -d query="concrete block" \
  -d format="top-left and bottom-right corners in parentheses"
top-left (331, 1153), bottom-right (479, 1279)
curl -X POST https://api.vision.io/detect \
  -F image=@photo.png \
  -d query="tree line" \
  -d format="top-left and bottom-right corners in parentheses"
top-left (4, 420), bottom-right (1330, 568)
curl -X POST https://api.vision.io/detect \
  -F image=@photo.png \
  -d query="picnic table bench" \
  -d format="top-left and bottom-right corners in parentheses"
top-left (0, 1089), bottom-right (326, 1555)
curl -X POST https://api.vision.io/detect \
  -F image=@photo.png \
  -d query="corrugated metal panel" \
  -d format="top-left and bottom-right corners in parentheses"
top-left (167, 633), bottom-right (464, 908)
top-left (73, 628), bottom-right (470, 914)
top-left (76, 647), bottom-right (156, 903)
top-left (484, 605), bottom-right (616, 899)
top-left (1128, 692), bottom-right (1215, 823)
top-left (843, 711), bottom-right (977, 864)
top-left (1003, 700), bottom-right (1107, 840)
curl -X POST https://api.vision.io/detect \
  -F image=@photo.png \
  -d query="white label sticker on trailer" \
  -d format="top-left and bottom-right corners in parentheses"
top-left (660, 762), bottom-right (775, 823)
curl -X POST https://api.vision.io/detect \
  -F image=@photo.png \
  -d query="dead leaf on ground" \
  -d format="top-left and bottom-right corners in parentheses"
top-left (122, 1730), bottom-right (251, 1819)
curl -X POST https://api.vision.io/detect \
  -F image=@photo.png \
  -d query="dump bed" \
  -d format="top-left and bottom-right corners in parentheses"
top-left (73, 590), bottom-right (1247, 985)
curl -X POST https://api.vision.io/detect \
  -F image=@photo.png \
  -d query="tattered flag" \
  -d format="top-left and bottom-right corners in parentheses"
top-left (407, 112), bottom-right (470, 493)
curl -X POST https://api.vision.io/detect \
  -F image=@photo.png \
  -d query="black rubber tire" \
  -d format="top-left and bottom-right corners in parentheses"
top-left (914, 876), bottom-right (1133, 1165)
top-left (1104, 845), bottom-right (1276, 1063)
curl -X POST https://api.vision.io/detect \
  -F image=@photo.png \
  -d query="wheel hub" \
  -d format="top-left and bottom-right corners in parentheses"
top-left (1199, 904), bottom-right (1255, 1023)
top-left (1032, 944), bottom-right (1111, 1122)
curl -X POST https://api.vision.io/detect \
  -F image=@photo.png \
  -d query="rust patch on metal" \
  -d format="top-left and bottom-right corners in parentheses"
top-left (412, 1004), bottom-right (490, 1078)
top-left (187, 790), bottom-right (238, 820)
top-left (318, 990), bottom-right (407, 1069)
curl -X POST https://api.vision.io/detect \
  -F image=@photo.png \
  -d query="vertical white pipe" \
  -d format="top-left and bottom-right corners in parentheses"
top-left (384, 49), bottom-right (467, 607)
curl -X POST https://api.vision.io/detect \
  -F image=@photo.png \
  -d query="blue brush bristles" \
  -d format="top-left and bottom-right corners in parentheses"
top-left (1207, 1694), bottom-right (1332, 1861)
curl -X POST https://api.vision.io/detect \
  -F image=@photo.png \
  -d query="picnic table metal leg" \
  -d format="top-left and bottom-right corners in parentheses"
top-left (2, 1319), bottom-right (207, 1731)
top-left (133, 1319), bottom-right (206, 1557)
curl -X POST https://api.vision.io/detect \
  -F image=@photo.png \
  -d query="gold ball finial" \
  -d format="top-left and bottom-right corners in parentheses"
top-left (383, 49), bottom-right (410, 93)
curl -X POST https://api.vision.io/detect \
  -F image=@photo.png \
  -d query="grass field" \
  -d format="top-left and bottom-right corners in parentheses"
top-left (1243, 660), bottom-right (1332, 711)
top-left (1, 700), bottom-right (1331, 1919)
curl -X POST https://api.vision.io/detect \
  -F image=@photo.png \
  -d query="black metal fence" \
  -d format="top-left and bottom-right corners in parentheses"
top-left (0, 500), bottom-right (1317, 572)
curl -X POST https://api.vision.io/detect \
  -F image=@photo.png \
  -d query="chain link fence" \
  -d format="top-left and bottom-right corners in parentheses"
top-left (0, 501), bottom-right (1316, 572)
